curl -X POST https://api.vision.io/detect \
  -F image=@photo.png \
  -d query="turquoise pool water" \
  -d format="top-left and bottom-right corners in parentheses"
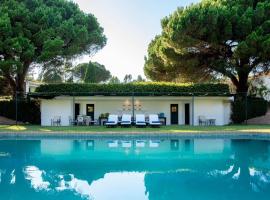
top-left (0, 138), bottom-right (270, 200)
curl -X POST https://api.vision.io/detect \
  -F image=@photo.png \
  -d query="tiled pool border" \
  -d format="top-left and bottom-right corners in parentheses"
top-left (0, 132), bottom-right (270, 140)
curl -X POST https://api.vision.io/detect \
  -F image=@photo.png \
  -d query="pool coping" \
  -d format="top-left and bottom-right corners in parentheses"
top-left (1, 131), bottom-right (270, 140)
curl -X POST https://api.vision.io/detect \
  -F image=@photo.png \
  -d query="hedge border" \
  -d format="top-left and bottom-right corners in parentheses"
top-left (30, 82), bottom-right (231, 98)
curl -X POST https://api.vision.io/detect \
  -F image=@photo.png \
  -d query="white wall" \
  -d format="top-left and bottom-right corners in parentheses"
top-left (194, 98), bottom-right (231, 125)
top-left (75, 97), bottom-right (191, 125)
top-left (41, 96), bottom-right (232, 126)
top-left (41, 99), bottom-right (73, 126)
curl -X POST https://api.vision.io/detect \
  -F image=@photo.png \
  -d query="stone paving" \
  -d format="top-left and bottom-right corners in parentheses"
top-left (247, 109), bottom-right (270, 125)
top-left (0, 116), bottom-right (23, 125)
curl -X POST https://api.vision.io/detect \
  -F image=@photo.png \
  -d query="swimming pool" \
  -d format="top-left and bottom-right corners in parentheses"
top-left (0, 138), bottom-right (270, 200)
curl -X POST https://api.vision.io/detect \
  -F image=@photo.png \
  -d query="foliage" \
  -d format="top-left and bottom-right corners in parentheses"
top-left (249, 77), bottom-right (270, 99)
top-left (0, 0), bottom-right (106, 93)
top-left (99, 113), bottom-right (109, 119)
top-left (231, 96), bottom-right (268, 123)
top-left (136, 75), bottom-right (145, 82)
top-left (38, 60), bottom-right (74, 83)
top-left (0, 99), bottom-right (40, 124)
top-left (0, 76), bottom-right (12, 95)
top-left (123, 74), bottom-right (133, 83)
top-left (109, 76), bottom-right (121, 84)
top-left (32, 82), bottom-right (230, 98)
top-left (144, 0), bottom-right (270, 93)
top-left (74, 62), bottom-right (111, 83)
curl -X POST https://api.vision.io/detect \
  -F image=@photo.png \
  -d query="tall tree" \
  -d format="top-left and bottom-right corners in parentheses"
top-left (0, 0), bottom-right (106, 94)
top-left (74, 61), bottom-right (111, 83)
top-left (123, 74), bottom-right (133, 83)
top-left (109, 76), bottom-right (121, 84)
top-left (144, 0), bottom-right (270, 93)
top-left (136, 75), bottom-right (145, 82)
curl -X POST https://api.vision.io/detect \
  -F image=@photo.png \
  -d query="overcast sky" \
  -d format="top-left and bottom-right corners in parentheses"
top-left (73, 0), bottom-right (200, 80)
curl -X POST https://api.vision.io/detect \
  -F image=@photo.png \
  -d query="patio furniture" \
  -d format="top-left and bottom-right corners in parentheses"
top-left (208, 118), bottom-right (216, 126)
top-left (121, 114), bottom-right (132, 127)
top-left (77, 116), bottom-right (84, 126)
top-left (105, 114), bottom-right (118, 127)
top-left (69, 116), bottom-right (76, 126)
top-left (51, 116), bottom-right (61, 126)
top-left (158, 116), bottom-right (166, 125)
top-left (199, 116), bottom-right (208, 126)
top-left (135, 114), bottom-right (146, 127)
top-left (85, 116), bottom-right (91, 126)
top-left (149, 114), bottom-right (162, 127)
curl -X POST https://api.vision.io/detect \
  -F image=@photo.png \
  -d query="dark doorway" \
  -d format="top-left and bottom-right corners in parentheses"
top-left (75, 103), bottom-right (80, 119)
top-left (185, 103), bottom-right (190, 125)
top-left (86, 104), bottom-right (95, 119)
top-left (170, 104), bottom-right (179, 125)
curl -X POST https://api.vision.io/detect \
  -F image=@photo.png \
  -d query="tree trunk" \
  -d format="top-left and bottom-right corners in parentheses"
top-left (236, 72), bottom-right (249, 95)
top-left (5, 63), bottom-right (30, 98)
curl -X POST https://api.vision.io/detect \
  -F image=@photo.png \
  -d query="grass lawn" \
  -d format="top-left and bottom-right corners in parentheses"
top-left (0, 125), bottom-right (270, 133)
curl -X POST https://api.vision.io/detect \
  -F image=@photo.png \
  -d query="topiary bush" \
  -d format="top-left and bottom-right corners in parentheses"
top-left (231, 95), bottom-right (268, 124)
top-left (0, 99), bottom-right (40, 124)
top-left (32, 82), bottom-right (230, 98)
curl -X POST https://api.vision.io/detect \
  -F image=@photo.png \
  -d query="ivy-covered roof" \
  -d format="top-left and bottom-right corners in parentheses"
top-left (29, 82), bottom-right (231, 99)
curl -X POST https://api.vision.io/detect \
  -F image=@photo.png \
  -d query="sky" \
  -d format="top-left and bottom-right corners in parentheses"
top-left (73, 0), bottom-right (200, 81)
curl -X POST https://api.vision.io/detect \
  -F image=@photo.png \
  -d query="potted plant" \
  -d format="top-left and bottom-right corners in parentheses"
top-left (99, 113), bottom-right (109, 125)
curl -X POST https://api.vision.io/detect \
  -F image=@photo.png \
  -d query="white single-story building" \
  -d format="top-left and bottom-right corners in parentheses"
top-left (38, 95), bottom-right (232, 126)
top-left (31, 83), bottom-right (233, 126)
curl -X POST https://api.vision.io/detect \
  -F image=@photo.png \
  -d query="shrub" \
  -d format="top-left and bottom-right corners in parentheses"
top-left (0, 99), bottom-right (40, 124)
top-left (231, 96), bottom-right (268, 124)
top-left (32, 82), bottom-right (230, 98)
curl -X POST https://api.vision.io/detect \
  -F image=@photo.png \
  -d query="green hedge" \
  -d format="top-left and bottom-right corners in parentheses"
top-left (231, 96), bottom-right (268, 124)
top-left (32, 82), bottom-right (230, 98)
top-left (0, 100), bottom-right (40, 124)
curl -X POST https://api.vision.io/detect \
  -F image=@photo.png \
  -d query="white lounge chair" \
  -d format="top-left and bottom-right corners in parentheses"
top-left (105, 114), bottom-right (118, 127)
top-left (135, 114), bottom-right (146, 127)
top-left (121, 114), bottom-right (132, 127)
top-left (149, 114), bottom-right (162, 127)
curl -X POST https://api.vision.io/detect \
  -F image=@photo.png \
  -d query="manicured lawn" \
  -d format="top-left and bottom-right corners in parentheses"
top-left (0, 125), bottom-right (270, 133)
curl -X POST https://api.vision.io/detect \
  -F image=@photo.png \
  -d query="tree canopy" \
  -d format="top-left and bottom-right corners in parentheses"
top-left (144, 0), bottom-right (270, 93)
top-left (74, 61), bottom-right (111, 83)
top-left (109, 76), bottom-right (121, 84)
top-left (0, 0), bottom-right (106, 94)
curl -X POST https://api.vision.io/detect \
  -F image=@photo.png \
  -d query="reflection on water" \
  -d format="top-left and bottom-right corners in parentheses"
top-left (0, 138), bottom-right (270, 200)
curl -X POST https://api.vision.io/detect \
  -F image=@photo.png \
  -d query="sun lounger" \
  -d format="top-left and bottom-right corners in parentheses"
top-left (149, 114), bottom-right (162, 127)
top-left (121, 114), bottom-right (132, 127)
top-left (105, 114), bottom-right (118, 127)
top-left (135, 114), bottom-right (146, 127)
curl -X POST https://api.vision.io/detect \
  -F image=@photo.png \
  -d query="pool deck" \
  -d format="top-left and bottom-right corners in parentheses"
top-left (1, 131), bottom-right (270, 140)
